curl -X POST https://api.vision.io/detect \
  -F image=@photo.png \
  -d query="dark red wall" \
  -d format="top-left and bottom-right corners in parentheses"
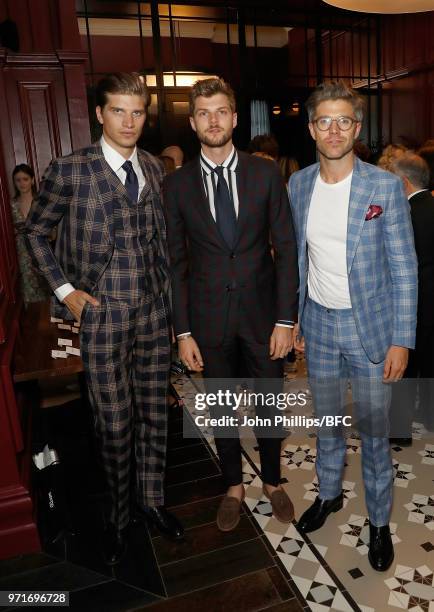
top-left (381, 12), bottom-right (434, 147)
top-left (80, 33), bottom-right (289, 92)
top-left (287, 11), bottom-right (434, 146)
top-left (0, 0), bottom-right (89, 560)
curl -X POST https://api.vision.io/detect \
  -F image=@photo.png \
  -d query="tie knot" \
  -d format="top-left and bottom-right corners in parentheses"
top-left (214, 165), bottom-right (225, 178)
top-left (122, 160), bottom-right (134, 174)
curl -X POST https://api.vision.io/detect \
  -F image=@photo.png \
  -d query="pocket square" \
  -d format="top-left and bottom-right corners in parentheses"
top-left (365, 204), bottom-right (383, 220)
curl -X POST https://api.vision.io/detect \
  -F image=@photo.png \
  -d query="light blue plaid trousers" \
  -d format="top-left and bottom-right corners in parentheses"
top-left (303, 298), bottom-right (393, 527)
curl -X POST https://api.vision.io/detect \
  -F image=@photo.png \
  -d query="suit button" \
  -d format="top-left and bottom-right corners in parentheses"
top-left (230, 253), bottom-right (236, 259)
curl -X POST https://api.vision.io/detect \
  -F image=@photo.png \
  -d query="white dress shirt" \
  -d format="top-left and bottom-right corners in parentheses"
top-left (200, 146), bottom-right (239, 220)
top-left (408, 189), bottom-right (429, 201)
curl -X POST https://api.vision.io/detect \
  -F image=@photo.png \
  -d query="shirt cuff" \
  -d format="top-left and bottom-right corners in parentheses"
top-left (55, 283), bottom-right (75, 302)
top-left (177, 332), bottom-right (192, 339)
top-left (276, 320), bottom-right (295, 328)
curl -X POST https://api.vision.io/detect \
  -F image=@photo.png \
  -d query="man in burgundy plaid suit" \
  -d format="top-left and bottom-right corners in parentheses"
top-left (26, 73), bottom-right (183, 565)
top-left (164, 78), bottom-right (299, 531)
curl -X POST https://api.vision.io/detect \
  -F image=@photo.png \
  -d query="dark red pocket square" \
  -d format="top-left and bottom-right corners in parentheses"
top-left (365, 204), bottom-right (383, 220)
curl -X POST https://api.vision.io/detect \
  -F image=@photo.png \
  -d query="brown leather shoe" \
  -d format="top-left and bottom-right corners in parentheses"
top-left (216, 489), bottom-right (245, 532)
top-left (263, 486), bottom-right (294, 523)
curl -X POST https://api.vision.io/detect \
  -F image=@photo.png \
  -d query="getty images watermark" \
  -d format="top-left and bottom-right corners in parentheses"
top-left (193, 389), bottom-right (351, 429)
top-left (181, 377), bottom-right (432, 439)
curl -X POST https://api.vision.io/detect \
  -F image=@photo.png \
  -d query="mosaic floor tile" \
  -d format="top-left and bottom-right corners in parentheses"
top-left (393, 461), bottom-right (417, 488)
top-left (412, 422), bottom-right (429, 441)
top-left (173, 367), bottom-right (434, 612)
top-left (405, 494), bottom-right (434, 530)
top-left (303, 479), bottom-right (357, 506)
top-left (281, 444), bottom-right (317, 470)
top-left (418, 444), bottom-right (434, 466)
top-left (385, 564), bottom-right (434, 610)
top-left (346, 437), bottom-right (362, 454)
top-left (338, 517), bottom-right (400, 556)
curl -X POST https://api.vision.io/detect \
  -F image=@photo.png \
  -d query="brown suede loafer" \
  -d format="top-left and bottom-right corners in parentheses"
top-left (216, 489), bottom-right (245, 532)
top-left (263, 486), bottom-right (294, 523)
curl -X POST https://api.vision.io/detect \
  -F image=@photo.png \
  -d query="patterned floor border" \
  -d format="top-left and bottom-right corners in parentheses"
top-left (173, 373), bottom-right (434, 612)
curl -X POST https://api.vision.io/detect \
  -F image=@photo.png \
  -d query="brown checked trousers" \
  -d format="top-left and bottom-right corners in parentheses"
top-left (77, 170), bottom-right (171, 533)
top-left (80, 292), bottom-right (171, 532)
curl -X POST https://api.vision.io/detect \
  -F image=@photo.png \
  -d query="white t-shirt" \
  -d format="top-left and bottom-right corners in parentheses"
top-left (306, 171), bottom-right (353, 309)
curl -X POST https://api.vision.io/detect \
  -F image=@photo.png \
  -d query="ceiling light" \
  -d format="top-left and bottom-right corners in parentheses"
top-left (322, 0), bottom-right (434, 14)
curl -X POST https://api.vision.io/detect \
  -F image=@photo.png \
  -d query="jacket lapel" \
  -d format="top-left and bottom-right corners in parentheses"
top-left (300, 163), bottom-right (320, 260)
top-left (137, 149), bottom-right (156, 204)
top-left (346, 157), bottom-right (376, 274)
top-left (87, 144), bottom-right (121, 243)
top-left (234, 152), bottom-right (248, 247)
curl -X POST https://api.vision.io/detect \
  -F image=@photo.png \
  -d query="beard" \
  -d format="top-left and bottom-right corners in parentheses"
top-left (197, 128), bottom-right (233, 148)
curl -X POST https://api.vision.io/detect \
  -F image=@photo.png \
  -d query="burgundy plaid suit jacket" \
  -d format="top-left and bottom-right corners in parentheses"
top-left (163, 150), bottom-right (298, 348)
top-left (26, 143), bottom-right (170, 320)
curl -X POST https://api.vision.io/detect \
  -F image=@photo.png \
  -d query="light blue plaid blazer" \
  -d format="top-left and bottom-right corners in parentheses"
top-left (288, 157), bottom-right (418, 363)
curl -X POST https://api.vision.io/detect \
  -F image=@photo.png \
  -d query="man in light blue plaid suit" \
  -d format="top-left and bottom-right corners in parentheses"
top-left (289, 82), bottom-right (417, 572)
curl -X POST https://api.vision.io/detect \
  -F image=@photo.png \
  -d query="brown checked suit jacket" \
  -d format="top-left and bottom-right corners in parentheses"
top-left (26, 143), bottom-right (170, 320)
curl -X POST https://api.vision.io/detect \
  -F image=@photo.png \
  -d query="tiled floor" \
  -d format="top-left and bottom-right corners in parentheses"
top-left (2, 360), bottom-right (434, 611)
top-left (0, 385), bottom-right (305, 611)
top-left (175, 361), bottom-right (434, 612)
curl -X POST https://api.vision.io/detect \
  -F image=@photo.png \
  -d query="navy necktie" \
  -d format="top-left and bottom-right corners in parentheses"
top-left (122, 160), bottom-right (139, 203)
top-left (214, 165), bottom-right (236, 247)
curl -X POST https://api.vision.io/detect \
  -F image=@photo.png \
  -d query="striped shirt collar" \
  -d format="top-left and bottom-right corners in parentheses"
top-left (200, 146), bottom-right (238, 175)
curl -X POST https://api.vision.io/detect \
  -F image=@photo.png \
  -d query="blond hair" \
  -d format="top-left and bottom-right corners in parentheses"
top-left (189, 77), bottom-right (236, 115)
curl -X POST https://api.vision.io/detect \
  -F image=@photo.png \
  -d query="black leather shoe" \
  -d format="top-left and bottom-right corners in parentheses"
top-left (102, 524), bottom-right (126, 566)
top-left (298, 493), bottom-right (343, 534)
top-left (137, 506), bottom-right (184, 540)
top-left (389, 437), bottom-right (412, 447)
top-left (368, 522), bottom-right (394, 572)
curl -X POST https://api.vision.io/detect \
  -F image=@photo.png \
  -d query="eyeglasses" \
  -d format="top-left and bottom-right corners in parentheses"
top-left (313, 116), bottom-right (358, 131)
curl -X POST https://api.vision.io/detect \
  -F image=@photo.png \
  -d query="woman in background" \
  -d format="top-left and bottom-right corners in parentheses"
top-left (377, 143), bottom-right (407, 172)
top-left (279, 155), bottom-right (300, 185)
top-left (11, 163), bottom-right (50, 304)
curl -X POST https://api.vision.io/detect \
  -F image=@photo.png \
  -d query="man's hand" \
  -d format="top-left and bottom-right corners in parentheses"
top-left (178, 336), bottom-right (204, 372)
top-left (64, 290), bottom-right (100, 323)
top-left (269, 325), bottom-right (294, 360)
top-left (293, 323), bottom-right (305, 353)
top-left (383, 345), bottom-right (409, 382)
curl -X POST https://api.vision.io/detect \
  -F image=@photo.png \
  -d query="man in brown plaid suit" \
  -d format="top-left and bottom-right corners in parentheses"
top-left (164, 78), bottom-right (299, 532)
top-left (26, 73), bottom-right (183, 565)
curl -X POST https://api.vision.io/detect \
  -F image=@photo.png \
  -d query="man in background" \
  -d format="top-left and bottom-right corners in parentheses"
top-left (391, 152), bottom-right (434, 440)
top-left (161, 145), bottom-right (184, 169)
